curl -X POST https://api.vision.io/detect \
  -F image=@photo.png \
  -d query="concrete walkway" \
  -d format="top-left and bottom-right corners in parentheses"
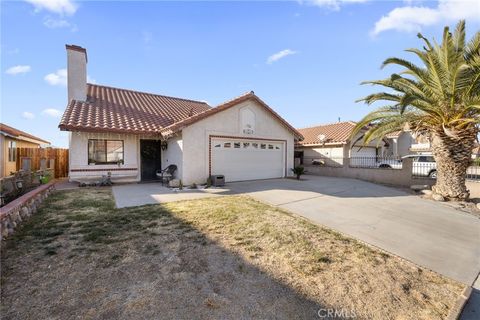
top-left (112, 176), bottom-right (480, 286)
top-left (112, 182), bottom-right (223, 208)
top-left (54, 178), bottom-right (79, 191)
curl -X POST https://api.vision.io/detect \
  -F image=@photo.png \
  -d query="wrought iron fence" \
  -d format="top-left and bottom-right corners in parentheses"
top-left (466, 166), bottom-right (480, 181)
top-left (297, 154), bottom-right (480, 181)
top-left (409, 157), bottom-right (480, 181)
top-left (300, 156), bottom-right (344, 167)
top-left (411, 155), bottom-right (437, 179)
top-left (349, 156), bottom-right (402, 169)
top-left (299, 156), bottom-right (403, 169)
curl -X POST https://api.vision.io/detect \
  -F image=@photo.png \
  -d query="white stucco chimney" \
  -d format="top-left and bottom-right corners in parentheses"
top-left (66, 44), bottom-right (87, 102)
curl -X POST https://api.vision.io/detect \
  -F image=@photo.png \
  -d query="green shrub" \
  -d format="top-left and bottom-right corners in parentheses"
top-left (291, 166), bottom-right (305, 180)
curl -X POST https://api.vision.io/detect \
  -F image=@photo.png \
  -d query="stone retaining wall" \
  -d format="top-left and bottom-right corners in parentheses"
top-left (0, 181), bottom-right (55, 239)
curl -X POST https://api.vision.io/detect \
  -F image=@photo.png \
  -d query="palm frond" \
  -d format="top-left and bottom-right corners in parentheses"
top-left (354, 20), bottom-right (480, 145)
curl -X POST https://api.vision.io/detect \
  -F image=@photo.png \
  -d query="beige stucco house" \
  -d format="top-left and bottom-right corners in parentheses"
top-left (0, 123), bottom-right (50, 177)
top-left (294, 121), bottom-right (386, 166)
top-left (59, 45), bottom-right (302, 184)
top-left (384, 130), bottom-right (431, 156)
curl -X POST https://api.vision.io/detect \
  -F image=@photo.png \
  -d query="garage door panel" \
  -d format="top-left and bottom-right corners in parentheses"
top-left (211, 138), bottom-right (284, 182)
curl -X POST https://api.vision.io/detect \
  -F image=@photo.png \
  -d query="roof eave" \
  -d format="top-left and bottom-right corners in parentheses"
top-left (161, 93), bottom-right (303, 139)
top-left (58, 125), bottom-right (163, 136)
top-left (296, 142), bottom-right (347, 147)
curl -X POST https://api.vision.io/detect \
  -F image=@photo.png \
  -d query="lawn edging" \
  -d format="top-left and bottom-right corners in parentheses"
top-left (447, 286), bottom-right (472, 320)
top-left (0, 181), bottom-right (55, 240)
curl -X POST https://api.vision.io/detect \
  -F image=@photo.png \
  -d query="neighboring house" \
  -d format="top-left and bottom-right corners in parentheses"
top-left (384, 131), bottom-right (431, 156)
top-left (384, 131), bottom-right (416, 157)
top-left (0, 123), bottom-right (50, 177)
top-left (59, 45), bottom-right (302, 184)
top-left (294, 121), bottom-right (385, 166)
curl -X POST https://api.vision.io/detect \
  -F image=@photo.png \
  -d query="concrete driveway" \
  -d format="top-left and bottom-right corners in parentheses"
top-left (112, 182), bottom-right (224, 208)
top-left (112, 175), bottom-right (480, 286)
top-left (224, 176), bottom-right (480, 286)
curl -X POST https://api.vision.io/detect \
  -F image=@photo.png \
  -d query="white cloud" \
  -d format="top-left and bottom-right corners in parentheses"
top-left (5, 65), bottom-right (31, 75)
top-left (267, 49), bottom-right (298, 64)
top-left (44, 68), bottom-right (67, 86)
top-left (42, 108), bottom-right (62, 117)
top-left (302, 0), bottom-right (369, 11)
top-left (372, 0), bottom-right (480, 36)
top-left (25, 0), bottom-right (78, 16)
top-left (44, 68), bottom-right (96, 86)
top-left (43, 17), bottom-right (68, 28)
top-left (22, 112), bottom-right (35, 120)
top-left (43, 17), bottom-right (78, 31)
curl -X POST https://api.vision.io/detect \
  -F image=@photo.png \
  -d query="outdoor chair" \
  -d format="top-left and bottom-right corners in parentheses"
top-left (156, 165), bottom-right (177, 185)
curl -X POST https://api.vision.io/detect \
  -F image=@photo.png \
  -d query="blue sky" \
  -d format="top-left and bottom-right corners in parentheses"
top-left (2, 0), bottom-right (479, 147)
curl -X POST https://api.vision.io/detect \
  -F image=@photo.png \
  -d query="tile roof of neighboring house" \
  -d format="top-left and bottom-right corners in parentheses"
top-left (0, 123), bottom-right (50, 144)
top-left (385, 130), bottom-right (402, 138)
top-left (59, 83), bottom-right (212, 134)
top-left (296, 121), bottom-right (358, 146)
top-left (161, 91), bottom-right (303, 139)
top-left (59, 86), bottom-right (303, 139)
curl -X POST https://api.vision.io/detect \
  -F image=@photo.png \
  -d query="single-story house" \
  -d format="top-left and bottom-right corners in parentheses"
top-left (384, 130), bottom-right (431, 156)
top-left (294, 121), bottom-right (386, 167)
top-left (384, 131), bottom-right (417, 157)
top-left (0, 123), bottom-right (51, 177)
top-left (59, 45), bottom-right (303, 184)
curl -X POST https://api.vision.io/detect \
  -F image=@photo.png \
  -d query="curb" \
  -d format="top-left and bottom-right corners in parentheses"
top-left (446, 286), bottom-right (472, 320)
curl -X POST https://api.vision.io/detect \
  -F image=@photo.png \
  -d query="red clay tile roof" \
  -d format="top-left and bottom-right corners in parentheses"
top-left (59, 84), bottom-right (212, 134)
top-left (385, 130), bottom-right (402, 138)
top-left (161, 91), bottom-right (303, 139)
top-left (296, 121), bottom-right (358, 146)
top-left (59, 86), bottom-right (302, 139)
top-left (0, 123), bottom-right (50, 144)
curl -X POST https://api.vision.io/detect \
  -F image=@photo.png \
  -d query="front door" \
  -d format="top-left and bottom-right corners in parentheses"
top-left (140, 140), bottom-right (162, 181)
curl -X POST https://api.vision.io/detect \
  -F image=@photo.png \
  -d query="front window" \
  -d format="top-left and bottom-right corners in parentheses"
top-left (88, 139), bottom-right (124, 164)
top-left (8, 141), bottom-right (16, 162)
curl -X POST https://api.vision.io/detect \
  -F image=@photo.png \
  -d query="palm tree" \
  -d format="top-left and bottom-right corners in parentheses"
top-left (354, 20), bottom-right (480, 200)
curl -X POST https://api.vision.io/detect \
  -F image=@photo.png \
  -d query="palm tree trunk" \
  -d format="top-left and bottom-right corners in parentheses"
top-left (430, 128), bottom-right (476, 200)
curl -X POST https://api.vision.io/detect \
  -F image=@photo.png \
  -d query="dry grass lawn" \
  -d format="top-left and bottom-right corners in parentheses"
top-left (0, 188), bottom-right (464, 319)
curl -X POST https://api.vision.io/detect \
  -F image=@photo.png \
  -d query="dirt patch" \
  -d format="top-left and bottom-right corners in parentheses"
top-left (1, 188), bottom-right (463, 319)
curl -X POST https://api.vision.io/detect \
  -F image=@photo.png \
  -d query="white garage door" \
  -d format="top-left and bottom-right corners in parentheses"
top-left (211, 138), bottom-right (285, 182)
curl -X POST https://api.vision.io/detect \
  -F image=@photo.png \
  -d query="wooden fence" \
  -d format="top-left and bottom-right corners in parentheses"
top-left (15, 148), bottom-right (69, 178)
